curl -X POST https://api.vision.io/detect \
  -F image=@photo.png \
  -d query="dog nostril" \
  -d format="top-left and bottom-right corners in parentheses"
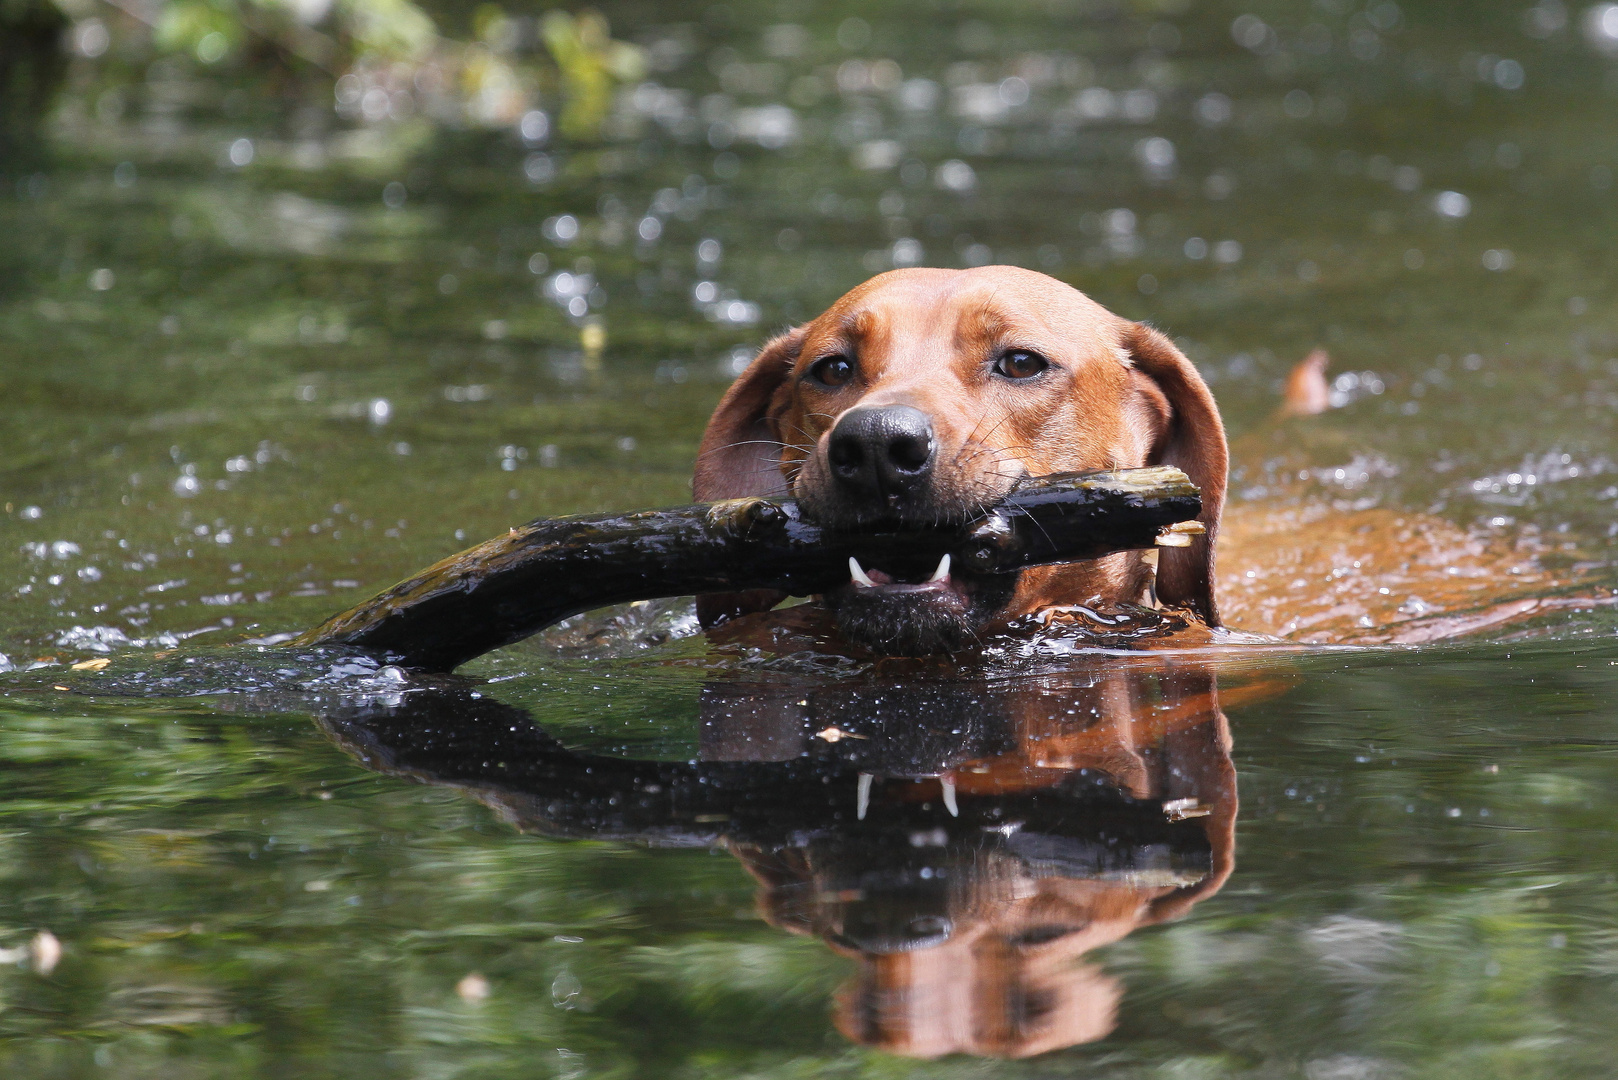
top-left (887, 431), bottom-right (931, 473)
top-left (828, 435), bottom-right (864, 476)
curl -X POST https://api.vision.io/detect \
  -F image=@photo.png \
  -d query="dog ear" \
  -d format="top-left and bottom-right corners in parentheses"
top-left (691, 327), bottom-right (804, 626)
top-left (1123, 323), bottom-right (1228, 627)
top-left (693, 326), bottom-right (804, 501)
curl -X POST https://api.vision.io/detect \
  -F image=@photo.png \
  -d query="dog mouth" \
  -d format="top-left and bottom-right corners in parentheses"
top-left (829, 553), bottom-right (1014, 655)
top-left (847, 553), bottom-right (959, 596)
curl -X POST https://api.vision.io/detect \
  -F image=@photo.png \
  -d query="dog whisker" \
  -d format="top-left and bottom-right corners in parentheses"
top-left (956, 444), bottom-right (1034, 468)
top-left (698, 439), bottom-right (796, 458)
top-left (957, 411), bottom-right (1009, 466)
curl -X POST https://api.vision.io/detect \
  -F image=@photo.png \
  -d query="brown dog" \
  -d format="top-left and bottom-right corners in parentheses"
top-left (694, 266), bottom-right (1227, 655)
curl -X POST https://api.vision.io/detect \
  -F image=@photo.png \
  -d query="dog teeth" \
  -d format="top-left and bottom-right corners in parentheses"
top-left (849, 556), bottom-right (876, 588)
top-left (857, 772), bottom-right (874, 820)
top-left (940, 775), bottom-right (959, 817)
top-left (849, 554), bottom-right (950, 587)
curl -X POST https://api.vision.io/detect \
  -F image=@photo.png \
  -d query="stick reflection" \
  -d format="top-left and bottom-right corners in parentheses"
top-left (319, 658), bottom-right (1236, 1059)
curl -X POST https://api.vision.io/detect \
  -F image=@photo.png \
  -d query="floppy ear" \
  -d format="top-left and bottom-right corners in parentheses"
top-left (691, 327), bottom-right (804, 626)
top-left (693, 326), bottom-right (804, 501)
top-left (1122, 323), bottom-right (1227, 627)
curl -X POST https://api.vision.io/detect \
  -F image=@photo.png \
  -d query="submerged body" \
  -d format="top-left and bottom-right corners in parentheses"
top-left (302, 272), bottom-right (1609, 670)
top-left (695, 268), bottom-right (1614, 653)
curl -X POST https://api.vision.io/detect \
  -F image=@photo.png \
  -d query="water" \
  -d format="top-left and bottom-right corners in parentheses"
top-left (2, 0), bottom-right (1618, 1074)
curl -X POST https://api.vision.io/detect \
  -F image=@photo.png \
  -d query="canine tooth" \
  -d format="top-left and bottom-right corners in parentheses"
top-left (929, 553), bottom-right (952, 583)
top-left (857, 772), bottom-right (874, 820)
top-left (849, 556), bottom-right (876, 588)
top-left (940, 776), bottom-right (959, 817)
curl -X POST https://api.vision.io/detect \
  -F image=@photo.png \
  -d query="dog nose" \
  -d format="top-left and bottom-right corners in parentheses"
top-left (827, 405), bottom-right (935, 497)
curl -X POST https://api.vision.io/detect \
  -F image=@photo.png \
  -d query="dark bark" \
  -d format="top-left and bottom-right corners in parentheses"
top-left (296, 466), bottom-right (1200, 670)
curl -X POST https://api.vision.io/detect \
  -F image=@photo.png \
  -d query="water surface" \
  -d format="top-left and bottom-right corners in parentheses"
top-left (3, 1), bottom-right (1618, 1075)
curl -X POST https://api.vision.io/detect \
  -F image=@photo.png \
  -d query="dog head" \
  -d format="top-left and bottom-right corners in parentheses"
top-left (694, 266), bottom-right (1227, 654)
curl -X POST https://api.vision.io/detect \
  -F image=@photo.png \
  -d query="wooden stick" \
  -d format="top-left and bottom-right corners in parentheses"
top-left (296, 467), bottom-right (1199, 671)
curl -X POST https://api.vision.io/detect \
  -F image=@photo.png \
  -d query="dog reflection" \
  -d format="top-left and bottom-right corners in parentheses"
top-left (710, 665), bottom-right (1234, 1058)
top-left (317, 660), bottom-right (1236, 1060)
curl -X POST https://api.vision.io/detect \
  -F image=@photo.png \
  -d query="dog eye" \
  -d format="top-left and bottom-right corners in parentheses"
top-left (993, 350), bottom-right (1048, 380)
top-left (809, 355), bottom-right (855, 387)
